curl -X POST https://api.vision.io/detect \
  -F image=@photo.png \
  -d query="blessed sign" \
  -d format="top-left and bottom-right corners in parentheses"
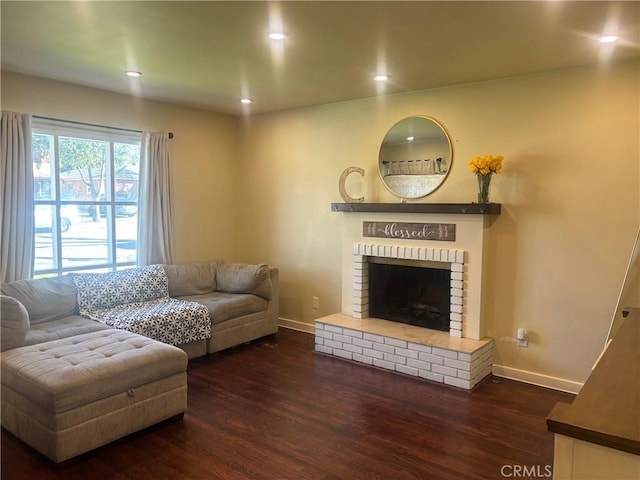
top-left (363, 222), bottom-right (456, 242)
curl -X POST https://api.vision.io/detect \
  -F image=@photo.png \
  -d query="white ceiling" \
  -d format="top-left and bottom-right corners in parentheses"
top-left (2, 1), bottom-right (638, 116)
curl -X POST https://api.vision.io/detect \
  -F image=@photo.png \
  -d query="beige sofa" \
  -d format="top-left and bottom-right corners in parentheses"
top-left (0, 261), bottom-right (279, 462)
top-left (0, 261), bottom-right (279, 358)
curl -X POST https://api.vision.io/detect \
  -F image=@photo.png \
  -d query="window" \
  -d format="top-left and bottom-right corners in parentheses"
top-left (32, 119), bottom-right (141, 276)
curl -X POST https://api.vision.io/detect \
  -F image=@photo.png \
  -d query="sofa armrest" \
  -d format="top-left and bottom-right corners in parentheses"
top-left (1, 295), bottom-right (30, 351)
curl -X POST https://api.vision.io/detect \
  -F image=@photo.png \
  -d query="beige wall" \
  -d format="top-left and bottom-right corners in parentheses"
top-left (2, 60), bottom-right (638, 389)
top-left (1, 72), bottom-right (240, 263)
top-left (237, 60), bottom-right (639, 389)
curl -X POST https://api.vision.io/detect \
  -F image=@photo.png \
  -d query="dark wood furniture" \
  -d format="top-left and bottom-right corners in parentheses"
top-left (546, 307), bottom-right (640, 478)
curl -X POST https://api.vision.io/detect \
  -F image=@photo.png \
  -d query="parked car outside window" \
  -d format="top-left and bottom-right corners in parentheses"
top-left (34, 205), bottom-right (80, 233)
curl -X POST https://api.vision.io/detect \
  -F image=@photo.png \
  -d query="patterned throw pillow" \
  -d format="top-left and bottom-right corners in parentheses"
top-left (73, 265), bottom-right (169, 317)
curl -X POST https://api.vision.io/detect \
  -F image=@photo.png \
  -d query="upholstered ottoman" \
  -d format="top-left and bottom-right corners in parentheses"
top-left (1, 329), bottom-right (188, 463)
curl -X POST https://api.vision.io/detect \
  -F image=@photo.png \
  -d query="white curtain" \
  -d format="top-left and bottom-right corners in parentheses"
top-left (1, 111), bottom-right (33, 283)
top-left (137, 132), bottom-right (174, 265)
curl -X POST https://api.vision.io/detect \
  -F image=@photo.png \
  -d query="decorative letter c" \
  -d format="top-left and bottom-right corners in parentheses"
top-left (338, 166), bottom-right (365, 203)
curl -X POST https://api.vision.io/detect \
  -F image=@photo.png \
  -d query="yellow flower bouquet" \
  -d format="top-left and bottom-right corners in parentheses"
top-left (468, 155), bottom-right (503, 203)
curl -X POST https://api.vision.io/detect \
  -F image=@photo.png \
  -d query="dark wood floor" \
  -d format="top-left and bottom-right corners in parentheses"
top-left (1, 328), bottom-right (574, 480)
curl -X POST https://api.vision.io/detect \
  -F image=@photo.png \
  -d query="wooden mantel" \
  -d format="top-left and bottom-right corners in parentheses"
top-left (331, 202), bottom-right (501, 215)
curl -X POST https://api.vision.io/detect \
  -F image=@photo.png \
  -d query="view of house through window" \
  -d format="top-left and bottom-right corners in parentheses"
top-left (32, 119), bottom-right (142, 277)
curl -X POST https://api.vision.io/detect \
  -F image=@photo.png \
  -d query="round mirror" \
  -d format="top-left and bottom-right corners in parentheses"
top-left (378, 116), bottom-right (453, 199)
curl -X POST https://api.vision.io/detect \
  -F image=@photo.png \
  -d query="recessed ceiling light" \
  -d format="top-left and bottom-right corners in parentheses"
top-left (374, 74), bottom-right (389, 82)
top-left (125, 70), bottom-right (142, 77)
top-left (406, 136), bottom-right (415, 142)
top-left (269, 32), bottom-right (286, 40)
top-left (240, 98), bottom-right (253, 104)
top-left (599, 35), bottom-right (619, 44)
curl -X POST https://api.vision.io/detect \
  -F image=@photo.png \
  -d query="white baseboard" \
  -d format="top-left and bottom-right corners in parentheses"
top-left (492, 364), bottom-right (583, 394)
top-left (278, 317), bottom-right (315, 334)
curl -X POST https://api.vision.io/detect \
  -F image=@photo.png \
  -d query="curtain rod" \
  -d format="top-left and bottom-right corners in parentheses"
top-left (33, 115), bottom-right (174, 139)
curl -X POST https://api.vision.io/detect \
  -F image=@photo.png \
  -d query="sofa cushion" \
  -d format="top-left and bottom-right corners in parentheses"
top-left (163, 262), bottom-right (218, 297)
top-left (24, 315), bottom-right (110, 346)
top-left (0, 295), bottom-right (30, 351)
top-left (0, 276), bottom-right (78, 324)
top-left (176, 292), bottom-right (268, 325)
top-left (216, 262), bottom-right (272, 300)
top-left (73, 265), bottom-right (169, 316)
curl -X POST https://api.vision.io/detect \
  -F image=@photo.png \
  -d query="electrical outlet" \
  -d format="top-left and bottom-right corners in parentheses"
top-left (517, 328), bottom-right (528, 347)
top-left (312, 296), bottom-right (320, 309)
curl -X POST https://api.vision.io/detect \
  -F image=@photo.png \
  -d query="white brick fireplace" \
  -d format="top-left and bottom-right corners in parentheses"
top-left (351, 243), bottom-right (465, 337)
top-left (315, 204), bottom-right (499, 390)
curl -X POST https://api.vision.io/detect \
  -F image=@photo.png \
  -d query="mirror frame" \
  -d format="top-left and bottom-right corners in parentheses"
top-left (378, 116), bottom-right (453, 200)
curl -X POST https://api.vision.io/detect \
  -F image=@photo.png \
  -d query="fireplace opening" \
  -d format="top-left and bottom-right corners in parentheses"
top-left (368, 258), bottom-right (451, 332)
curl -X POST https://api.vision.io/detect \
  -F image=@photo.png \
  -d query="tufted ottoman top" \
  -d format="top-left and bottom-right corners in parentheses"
top-left (1, 329), bottom-right (187, 414)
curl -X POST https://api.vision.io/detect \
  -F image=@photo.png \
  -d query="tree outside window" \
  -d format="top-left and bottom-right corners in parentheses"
top-left (32, 121), bottom-right (141, 277)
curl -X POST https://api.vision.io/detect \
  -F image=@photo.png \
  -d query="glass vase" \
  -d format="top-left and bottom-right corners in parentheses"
top-left (477, 173), bottom-right (492, 204)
